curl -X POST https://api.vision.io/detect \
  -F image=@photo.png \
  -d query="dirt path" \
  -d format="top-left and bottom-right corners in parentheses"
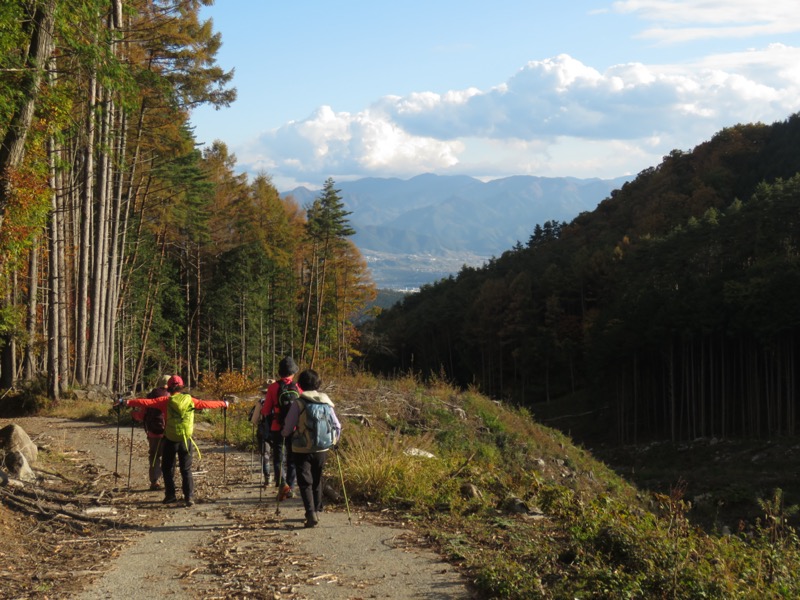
top-left (3, 417), bottom-right (476, 599)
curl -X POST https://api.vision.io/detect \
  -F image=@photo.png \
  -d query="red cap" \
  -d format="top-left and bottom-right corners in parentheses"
top-left (167, 375), bottom-right (184, 388)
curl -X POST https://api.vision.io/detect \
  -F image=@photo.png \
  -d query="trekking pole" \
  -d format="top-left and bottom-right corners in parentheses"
top-left (127, 416), bottom-right (135, 489)
top-left (113, 398), bottom-right (121, 479)
top-left (275, 439), bottom-right (284, 516)
top-left (223, 405), bottom-right (228, 486)
top-left (334, 446), bottom-right (352, 525)
top-left (258, 431), bottom-right (263, 503)
top-left (250, 423), bottom-right (255, 483)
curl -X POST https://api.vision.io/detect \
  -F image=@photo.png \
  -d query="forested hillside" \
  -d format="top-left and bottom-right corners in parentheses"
top-left (362, 115), bottom-right (800, 444)
top-left (0, 2), bottom-right (375, 399)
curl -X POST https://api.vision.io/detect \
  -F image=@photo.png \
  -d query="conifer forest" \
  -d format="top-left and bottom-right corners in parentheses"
top-left (0, 1), bottom-right (375, 400)
top-left (363, 117), bottom-right (800, 444)
top-left (3, 2), bottom-right (800, 450)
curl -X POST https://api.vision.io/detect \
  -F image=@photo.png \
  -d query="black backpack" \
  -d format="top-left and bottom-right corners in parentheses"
top-left (144, 407), bottom-right (165, 435)
top-left (276, 380), bottom-right (300, 427)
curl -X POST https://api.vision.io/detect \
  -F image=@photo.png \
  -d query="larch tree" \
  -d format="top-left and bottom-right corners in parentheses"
top-left (301, 177), bottom-right (355, 368)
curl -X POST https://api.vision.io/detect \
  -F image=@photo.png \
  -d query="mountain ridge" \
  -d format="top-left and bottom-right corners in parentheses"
top-left (283, 172), bottom-right (630, 288)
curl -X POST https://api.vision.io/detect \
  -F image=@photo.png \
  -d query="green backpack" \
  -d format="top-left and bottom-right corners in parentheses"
top-left (165, 393), bottom-right (196, 447)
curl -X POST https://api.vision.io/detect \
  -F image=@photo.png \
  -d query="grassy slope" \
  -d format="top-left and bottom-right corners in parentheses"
top-left (210, 373), bottom-right (800, 599)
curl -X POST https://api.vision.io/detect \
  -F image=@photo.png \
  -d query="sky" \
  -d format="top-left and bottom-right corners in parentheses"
top-left (190, 1), bottom-right (800, 192)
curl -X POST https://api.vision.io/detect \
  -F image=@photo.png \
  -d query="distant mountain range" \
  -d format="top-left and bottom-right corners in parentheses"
top-left (283, 173), bottom-right (631, 289)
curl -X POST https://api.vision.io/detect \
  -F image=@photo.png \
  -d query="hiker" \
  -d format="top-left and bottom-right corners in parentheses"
top-left (250, 379), bottom-right (275, 485)
top-left (121, 375), bottom-right (228, 507)
top-left (260, 357), bottom-right (302, 498)
top-left (282, 368), bottom-right (341, 528)
top-left (130, 375), bottom-right (169, 490)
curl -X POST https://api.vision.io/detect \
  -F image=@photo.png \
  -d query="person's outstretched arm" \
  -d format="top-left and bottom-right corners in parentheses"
top-left (192, 398), bottom-right (228, 410)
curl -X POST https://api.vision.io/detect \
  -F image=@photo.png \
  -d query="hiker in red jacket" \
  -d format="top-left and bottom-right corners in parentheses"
top-left (260, 356), bottom-right (302, 497)
top-left (121, 375), bottom-right (228, 507)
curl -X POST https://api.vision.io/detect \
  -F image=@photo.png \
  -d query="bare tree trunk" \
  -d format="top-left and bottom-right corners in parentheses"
top-left (76, 73), bottom-right (97, 384)
top-left (184, 245), bottom-right (191, 386)
top-left (193, 244), bottom-right (201, 381)
top-left (57, 159), bottom-right (69, 391)
top-left (88, 89), bottom-right (113, 385)
top-left (300, 250), bottom-right (317, 365)
top-left (310, 235), bottom-right (334, 368)
top-left (259, 312), bottom-right (264, 380)
top-left (47, 136), bottom-right (61, 400)
top-left (24, 242), bottom-right (39, 380)
top-left (311, 256), bottom-right (327, 369)
top-left (240, 292), bottom-right (246, 370)
top-left (270, 277), bottom-right (276, 376)
top-left (131, 232), bottom-right (166, 391)
top-left (103, 107), bottom-right (128, 390)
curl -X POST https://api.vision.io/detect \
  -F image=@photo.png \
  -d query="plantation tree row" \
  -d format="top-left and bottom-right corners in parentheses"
top-left (0, 1), bottom-right (375, 399)
top-left (364, 118), bottom-right (800, 442)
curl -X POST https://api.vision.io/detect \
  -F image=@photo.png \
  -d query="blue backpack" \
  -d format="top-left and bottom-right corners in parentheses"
top-left (293, 397), bottom-right (336, 452)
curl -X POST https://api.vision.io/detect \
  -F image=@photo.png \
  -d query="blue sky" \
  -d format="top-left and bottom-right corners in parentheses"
top-left (190, 1), bottom-right (800, 191)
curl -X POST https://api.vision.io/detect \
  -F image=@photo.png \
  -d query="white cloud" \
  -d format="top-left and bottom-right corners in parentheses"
top-left (243, 105), bottom-right (463, 187)
top-left (239, 43), bottom-right (800, 189)
top-left (611, 1), bottom-right (800, 43)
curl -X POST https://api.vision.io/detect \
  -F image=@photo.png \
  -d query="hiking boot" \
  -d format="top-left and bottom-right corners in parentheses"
top-left (278, 484), bottom-right (291, 501)
top-left (304, 511), bottom-right (318, 528)
top-left (162, 496), bottom-right (177, 504)
top-left (286, 488), bottom-right (295, 499)
top-left (149, 482), bottom-right (161, 491)
top-left (185, 498), bottom-right (194, 507)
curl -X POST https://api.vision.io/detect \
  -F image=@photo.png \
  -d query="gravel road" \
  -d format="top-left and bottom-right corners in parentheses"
top-left (5, 417), bottom-right (476, 599)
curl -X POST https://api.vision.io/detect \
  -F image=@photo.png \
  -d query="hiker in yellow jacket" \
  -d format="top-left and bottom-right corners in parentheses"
top-left (123, 375), bottom-right (228, 507)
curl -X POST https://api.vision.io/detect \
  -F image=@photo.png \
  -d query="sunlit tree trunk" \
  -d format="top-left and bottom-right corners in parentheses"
top-left (103, 106), bottom-right (129, 390)
top-left (57, 160), bottom-right (69, 389)
top-left (76, 73), bottom-right (97, 384)
top-left (24, 242), bottom-right (39, 380)
top-left (88, 88), bottom-right (113, 385)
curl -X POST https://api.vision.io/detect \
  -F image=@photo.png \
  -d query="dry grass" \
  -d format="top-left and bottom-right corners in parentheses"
top-left (40, 398), bottom-right (115, 422)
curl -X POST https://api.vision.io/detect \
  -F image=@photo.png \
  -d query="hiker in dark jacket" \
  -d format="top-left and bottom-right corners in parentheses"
top-left (282, 369), bottom-right (341, 528)
top-left (131, 375), bottom-right (169, 490)
top-left (123, 375), bottom-right (228, 507)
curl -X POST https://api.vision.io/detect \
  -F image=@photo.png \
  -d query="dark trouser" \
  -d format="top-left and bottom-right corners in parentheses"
top-left (148, 436), bottom-right (163, 485)
top-left (270, 432), bottom-right (296, 488)
top-left (293, 451), bottom-right (328, 515)
top-left (161, 437), bottom-right (193, 500)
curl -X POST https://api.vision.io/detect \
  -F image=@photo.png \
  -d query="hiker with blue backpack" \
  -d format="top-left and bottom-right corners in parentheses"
top-left (282, 369), bottom-right (341, 528)
top-left (130, 374), bottom-right (169, 490)
top-left (119, 375), bottom-right (229, 507)
top-left (260, 356), bottom-right (302, 499)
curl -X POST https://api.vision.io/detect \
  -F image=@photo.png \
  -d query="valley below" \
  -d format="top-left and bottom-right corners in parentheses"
top-left (362, 248), bottom-right (490, 290)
